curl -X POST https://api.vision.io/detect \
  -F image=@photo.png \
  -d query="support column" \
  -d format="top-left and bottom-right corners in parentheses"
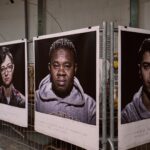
top-left (130, 0), bottom-right (139, 27)
top-left (38, 0), bottom-right (46, 36)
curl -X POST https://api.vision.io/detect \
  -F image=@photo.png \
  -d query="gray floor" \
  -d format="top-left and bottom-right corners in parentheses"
top-left (0, 124), bottom-right (83, 150)
top-left (0, 134), bottom-right (34, 150)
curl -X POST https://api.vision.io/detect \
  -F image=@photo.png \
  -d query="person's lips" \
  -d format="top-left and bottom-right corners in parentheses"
top-left (4, 78), bottom-right (9, 82)
top-left (57, 80), bottom-right (66, 86)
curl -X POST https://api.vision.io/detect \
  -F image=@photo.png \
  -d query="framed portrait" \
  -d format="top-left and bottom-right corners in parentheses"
top-left (0, 39), bottom-right (28, 127)
top-left (34, 26), bottom-right (100, 150)
top-left (118, 26), bottom-right (150, 149)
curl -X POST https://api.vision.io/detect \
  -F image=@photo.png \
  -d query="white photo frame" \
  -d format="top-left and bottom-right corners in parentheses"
top-left (118, 26), bottom-right (150, 149)
top-left (34, 26), bottom-right (100, 150)
top-left (0, 39), bottom-right (28, 127)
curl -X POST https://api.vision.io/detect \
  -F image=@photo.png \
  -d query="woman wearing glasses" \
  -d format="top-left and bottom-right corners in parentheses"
top-left (0, 47), bottom-right (25, 108)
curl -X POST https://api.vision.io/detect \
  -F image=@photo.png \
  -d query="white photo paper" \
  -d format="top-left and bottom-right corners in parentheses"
top-left (34, 26), bottom-right (100, 150)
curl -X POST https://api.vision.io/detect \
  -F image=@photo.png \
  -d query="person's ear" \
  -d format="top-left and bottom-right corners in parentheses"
top-left (12, 64), bottom-right (15, 72)
top-left (48, 62), bottom-right (51, 71)
top-left (138, 64), bottom-right (142, 79)
top-left (74, 63), bottom-right (77, 74)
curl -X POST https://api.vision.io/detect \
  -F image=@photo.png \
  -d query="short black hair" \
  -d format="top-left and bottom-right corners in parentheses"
top-left (49, 38), bottom-right (77, 63)
top-left (138, 38), bottom-right (150, 64)
top-left (0, 46), bottom-right (14, 65)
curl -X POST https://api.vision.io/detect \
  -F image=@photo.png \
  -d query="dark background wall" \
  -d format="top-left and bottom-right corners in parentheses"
top-left (35, 31), bottom-right (97, 100)
top-left (121, 30), bottom-right (150, 110)
top-left (0, 42), bottom-right (25, 95)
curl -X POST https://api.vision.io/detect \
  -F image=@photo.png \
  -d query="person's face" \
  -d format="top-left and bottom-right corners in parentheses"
top-left (49, 48), bottom-right (77, 97)
top-left (0, 55), bottom-right (14, 87)
top-left (139, 51), bottom-right (150, 94)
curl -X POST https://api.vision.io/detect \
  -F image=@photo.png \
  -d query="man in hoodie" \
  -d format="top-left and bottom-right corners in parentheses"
top-left (0, 46), bottom-right (25, 108)
top-left (121, 38), bottom-right (150, 124)
top-left (36, 38), bottom-right (96, 125)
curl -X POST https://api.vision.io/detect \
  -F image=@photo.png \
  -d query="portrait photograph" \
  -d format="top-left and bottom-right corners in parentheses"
top-left (34, 26), bottom-right (100, 150)
top-left (0, 39), bottom-right (28, 127)
top-left (118, 26), bottom-right (150, 149)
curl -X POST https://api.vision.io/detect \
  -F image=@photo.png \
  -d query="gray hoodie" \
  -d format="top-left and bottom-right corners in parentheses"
top-left (36, 75), bottom-right (96, 125)
top-left (121, 87), bottom-right (150, 124)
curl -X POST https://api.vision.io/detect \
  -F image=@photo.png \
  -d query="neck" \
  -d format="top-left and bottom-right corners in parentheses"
top-left (142, 89), bottom-right (150, 111)
top-left (2, 84), bottom-right (13, 97)
top-left (54, 90), bottom-right (71, 98)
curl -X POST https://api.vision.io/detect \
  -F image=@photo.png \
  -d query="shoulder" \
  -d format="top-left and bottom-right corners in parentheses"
top-left (121, 98), bottom-right (140, 124)
top-left (122, 101), bottom-right (135, 114)
top-left (13, 88), bottom-right (25, 101)
top-left (84, 93), bottom-right (96, 125)
top-left (11, 87), bottom-right (25, 108)
top-left (84, 93), bottom-right (96, 110)
top-left (84, 93), bottom-right (95, 103)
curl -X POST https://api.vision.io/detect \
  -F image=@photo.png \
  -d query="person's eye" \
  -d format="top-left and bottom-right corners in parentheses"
top-left (8, 65), bottom-right (13, 69)
top-left (143, 64), bottom-right (150, 70)
top-left (64, 64), bottom-right (71, 68)
top-left (52, 63), bottom-right (59, 68)
top-left (0, 68), bottom-right (5, 72)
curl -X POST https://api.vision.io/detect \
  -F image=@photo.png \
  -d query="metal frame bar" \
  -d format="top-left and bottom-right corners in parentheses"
top-left (109, 22), bottom-right (115, 149)
top-left (102, 21), bottom-right (107, 150)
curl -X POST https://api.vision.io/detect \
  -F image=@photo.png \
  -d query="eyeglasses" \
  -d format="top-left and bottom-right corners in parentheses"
top-left (0, 64), bottom-right (13, 75)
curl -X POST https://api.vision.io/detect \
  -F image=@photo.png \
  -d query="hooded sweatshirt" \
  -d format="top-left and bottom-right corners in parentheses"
top-left (36, 75), bottom-right (96, 125)
top-left (121, 87), bottom-right (150, 124)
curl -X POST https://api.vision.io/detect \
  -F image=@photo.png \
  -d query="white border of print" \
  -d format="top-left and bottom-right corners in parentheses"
top-left (0, 39), bottom-right (28, 127)
top-left (118, 26), bottom-right (150, 150)
top-left (34, 26), bottom-right (99, 150)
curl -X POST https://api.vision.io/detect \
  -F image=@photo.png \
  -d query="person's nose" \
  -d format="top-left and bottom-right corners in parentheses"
top-left (4, 69), bottom-right (8, 76)
top-left (57, 65), bottom-right (66, 76)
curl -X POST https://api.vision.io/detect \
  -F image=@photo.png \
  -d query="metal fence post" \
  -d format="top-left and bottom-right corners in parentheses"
top-left (109, 22), bottom-right (115, 150)
top-left (102, 21), bottom-right (107, 150)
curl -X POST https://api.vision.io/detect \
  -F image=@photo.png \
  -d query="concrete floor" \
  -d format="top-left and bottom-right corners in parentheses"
top-left (0, 124), bottom-right (84, 150)
top-left (0, 134), bottom-right (34, 150)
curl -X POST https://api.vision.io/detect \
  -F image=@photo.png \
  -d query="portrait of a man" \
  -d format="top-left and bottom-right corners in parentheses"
top-left (36, 38), bottom-right (96, 125)
top-left (0, 46), bottom-right (25, 108)
top-left (121, 38), bottom-right (150, 124)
